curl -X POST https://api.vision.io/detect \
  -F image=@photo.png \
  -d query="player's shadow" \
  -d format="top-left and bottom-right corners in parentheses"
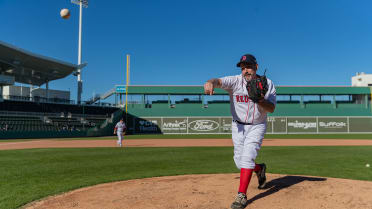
top-left (246, 175), bottom-right (327, 205)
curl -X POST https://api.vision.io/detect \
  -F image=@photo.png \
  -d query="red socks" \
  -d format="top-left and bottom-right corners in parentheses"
top-left (238, 164), bottom-right (261, 194)
top-left (238, 168), bottom-right (253, 194)
top-left (253, 164), bottom-right (261, 172)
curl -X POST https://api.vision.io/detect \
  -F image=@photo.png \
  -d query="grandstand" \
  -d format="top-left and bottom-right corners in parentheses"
top-left (119, 85), bottom-right (372, 117)
top-left (0, 41), bottom-right (122, 139)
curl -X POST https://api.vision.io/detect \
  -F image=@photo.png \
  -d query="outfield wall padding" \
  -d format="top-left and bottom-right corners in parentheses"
top-left (131, 116), bottom-right (372, 134)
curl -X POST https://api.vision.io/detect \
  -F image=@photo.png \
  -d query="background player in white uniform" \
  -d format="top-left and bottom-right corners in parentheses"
top-left (204, 54), bottom-right (276, 209)
top-left (114, 118), bottom-right (126, 147)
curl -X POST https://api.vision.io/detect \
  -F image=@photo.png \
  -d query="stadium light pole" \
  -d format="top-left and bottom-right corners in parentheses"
top-left (125, 54), bottom-right (130, 123)
top-left (71, 0), bottom-right (88, 104)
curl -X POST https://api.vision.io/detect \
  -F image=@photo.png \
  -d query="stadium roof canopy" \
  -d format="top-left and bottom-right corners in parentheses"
top-left (0, 41), bottom-right (79, 86)
top-left (120, 85), bottom-right (372, 95)
top-left (276, 86), bottom-right (372, 95)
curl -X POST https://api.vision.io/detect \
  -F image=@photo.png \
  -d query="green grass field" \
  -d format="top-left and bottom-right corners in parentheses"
top-left (122, 133), bottom-right (372, 139)
top-left (1, 146), bottom-right (372, 209)
top-left (1, 133), bottom-right (372, 142)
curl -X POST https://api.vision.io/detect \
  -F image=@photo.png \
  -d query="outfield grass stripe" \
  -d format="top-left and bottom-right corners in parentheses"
top-left (2, 133), bottom-right (372, 142)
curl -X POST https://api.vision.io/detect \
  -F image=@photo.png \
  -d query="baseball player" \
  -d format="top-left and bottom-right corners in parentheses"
top-left (204, 54), bottom-right (276, 209)
top-left (114, 118), bottom-right (126, 147)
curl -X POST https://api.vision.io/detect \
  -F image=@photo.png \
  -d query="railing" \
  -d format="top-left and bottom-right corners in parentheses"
top-left (1, 95), bottom-right (119, 107)
top-left (100, 88), bottom-right (115, 100)
top-left (3, 95), bottom-right (75, 104)
top-left (83, 102), bottom-right (115, 107)
top-left (85, 88), bottom-right (115, 104)
top-left (0, 110), bottom-right (109, 119)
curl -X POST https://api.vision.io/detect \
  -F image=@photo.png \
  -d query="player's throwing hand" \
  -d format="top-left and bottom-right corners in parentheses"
top-left (204, 81), bottom-right (214, 95)
top-left (204, 79), bottom-right (222, 95)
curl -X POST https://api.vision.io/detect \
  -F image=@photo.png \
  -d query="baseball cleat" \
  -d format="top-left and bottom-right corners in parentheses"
top-left (255, 163), bottom-right (267, 189)
top-left (231, 192), bottom-right (248, 209)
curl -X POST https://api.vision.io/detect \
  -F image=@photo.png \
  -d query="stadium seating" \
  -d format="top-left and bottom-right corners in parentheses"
top-left (0, 100), bottom-right (118, 115)
top-left (0, 100), bottom-right (119, 133)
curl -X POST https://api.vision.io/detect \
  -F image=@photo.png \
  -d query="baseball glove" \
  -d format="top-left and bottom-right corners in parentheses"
top-left (246, 74), bottom-right (268, 103)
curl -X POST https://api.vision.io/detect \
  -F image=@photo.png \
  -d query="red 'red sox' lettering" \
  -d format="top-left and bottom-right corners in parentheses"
top-left (236, 95), bottom-right (250, 103)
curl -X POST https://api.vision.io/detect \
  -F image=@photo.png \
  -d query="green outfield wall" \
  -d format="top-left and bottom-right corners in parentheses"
top-left (122, 85), bottom-right (372, 117)
top-left (129, 116), bottom-right (372, 134)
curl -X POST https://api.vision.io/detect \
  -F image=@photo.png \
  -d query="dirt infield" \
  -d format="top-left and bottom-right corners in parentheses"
top-left (7, 139), bottom-right (372, 209)
top-left (24, 173), bottom-right (372, 209)
top-left (2, 138), bottom-right (372, 150)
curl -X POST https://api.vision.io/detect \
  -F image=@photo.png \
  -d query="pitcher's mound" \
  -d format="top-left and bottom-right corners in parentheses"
top-left (25, 173), bottom-right (372, 209)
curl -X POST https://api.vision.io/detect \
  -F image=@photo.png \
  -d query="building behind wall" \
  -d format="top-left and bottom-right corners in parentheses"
top-left (352, 72), bottom-right (372, 86)
top-left (2, 85), bottom-right (70, 103)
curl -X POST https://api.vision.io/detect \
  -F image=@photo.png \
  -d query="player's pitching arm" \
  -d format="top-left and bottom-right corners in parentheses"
top-left (204, 78), bottom-right (222, 95)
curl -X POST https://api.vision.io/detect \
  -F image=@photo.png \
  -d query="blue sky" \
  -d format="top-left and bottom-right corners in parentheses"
top-left (1, 0), bottom-right (372, 102)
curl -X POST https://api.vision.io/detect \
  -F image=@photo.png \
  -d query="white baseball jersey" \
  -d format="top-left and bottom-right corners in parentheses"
top-left (115, 122), bottom-right (126, 133)
top-left (221, 74), bottom-right (276, 124)
top-left (220, 74), bottom-right (276, 169)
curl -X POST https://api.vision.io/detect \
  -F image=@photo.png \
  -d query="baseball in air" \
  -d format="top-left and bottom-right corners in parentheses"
top-left (60, 8), bottom-right (70, 19)
top-left (367, 164), bottom-right (370, 168)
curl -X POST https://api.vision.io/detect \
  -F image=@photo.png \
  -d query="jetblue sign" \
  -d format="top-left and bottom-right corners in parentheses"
top-left (115, 85), bottom-right (126, 93)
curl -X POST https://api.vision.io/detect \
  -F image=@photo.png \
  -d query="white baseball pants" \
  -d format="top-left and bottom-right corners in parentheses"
top-left (231, 122), bottom-right (266, 169)
top-left (117, 132), bottom-right (123, 147)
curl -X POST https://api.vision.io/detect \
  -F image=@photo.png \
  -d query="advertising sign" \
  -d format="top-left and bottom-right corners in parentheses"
top-left (270, 117), bottom-right (287, 133)
top-left (318, 117), bottom-right (348, 133)
top-left (287, 117), bottom-right (317, 133)
top-left (220, 117), bottom-right (232, 133)
top-left (135, 117), bottom-right (161, 134)
top-left (115, 85), bottom-right (126, 93)
top-left (132, 116), bottom-right (372, 134)
top-left (349, 117), bottom-right (372, 132)
top-left (266, 117), bottom-right (273, 133)
top-left (187, 117), bottom-right (220, 133)
top-left (161, 117), bottom-right (187, 134)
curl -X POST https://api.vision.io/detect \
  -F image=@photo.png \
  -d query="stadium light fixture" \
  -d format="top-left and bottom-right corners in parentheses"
top-left (71, 0), bottom-right (88, 104)
top-left (71, 0), bottom-right (88, 7)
